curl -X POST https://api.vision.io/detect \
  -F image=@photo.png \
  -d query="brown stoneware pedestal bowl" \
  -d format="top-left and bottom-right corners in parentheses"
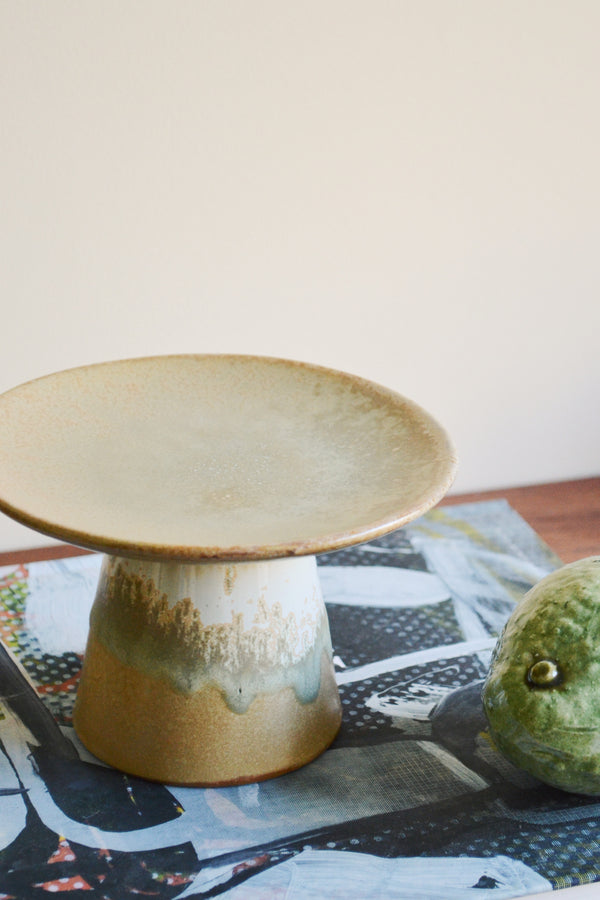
top-left (0, 355), bottom-right (457, 785)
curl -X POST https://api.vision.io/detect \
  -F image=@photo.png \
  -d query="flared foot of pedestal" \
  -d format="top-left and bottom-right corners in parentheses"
top-left (73, 554), bottom-right (342, 785)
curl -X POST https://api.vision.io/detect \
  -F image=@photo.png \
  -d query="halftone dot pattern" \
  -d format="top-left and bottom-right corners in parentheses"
top-left (21, 651), bottom-right (82, 724)
top-left (319, 532), bottom-right (427, 571)
top-left (2, 502), bottom-right (600, 897)
top-left (0, 566), bottom-right (82, 724)
top-left (0, 567), bottom-right (29, 651)
top-left (421, 816), bottom-right (600, 890)
top-left (335, 655), bottom-right (488, 746)
top-left (328, 600), bottom-right (463, 668)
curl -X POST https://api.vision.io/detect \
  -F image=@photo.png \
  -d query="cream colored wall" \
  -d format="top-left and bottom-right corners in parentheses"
top-left (1, 1), bottom-right (599, 550)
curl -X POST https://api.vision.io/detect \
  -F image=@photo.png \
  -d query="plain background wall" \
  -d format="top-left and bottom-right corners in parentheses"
top-left (1, 1), bottom-right (599, 550)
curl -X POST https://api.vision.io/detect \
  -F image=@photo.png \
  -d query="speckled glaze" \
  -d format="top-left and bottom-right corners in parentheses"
top-left (483, 557), bottom-right (600, 795)
top-left (0, 354), bottom-right (457, 561)
top-left (73, 554), bottom-right (342, 784)
top-left (0, 354), bottom-right (457, 784)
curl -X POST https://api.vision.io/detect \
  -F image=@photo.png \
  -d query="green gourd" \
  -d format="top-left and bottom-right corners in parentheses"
top-left (483, 556), bottom-right (600, 795)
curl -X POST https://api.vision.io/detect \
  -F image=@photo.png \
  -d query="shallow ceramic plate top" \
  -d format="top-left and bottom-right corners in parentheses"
top-left (0, 355), bottom-right (457, 561)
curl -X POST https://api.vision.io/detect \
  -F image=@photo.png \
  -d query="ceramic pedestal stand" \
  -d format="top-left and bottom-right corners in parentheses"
top-left (73, 553), bottom-right (342, 785)
top-left (0, 354), bottom-right (457, 785)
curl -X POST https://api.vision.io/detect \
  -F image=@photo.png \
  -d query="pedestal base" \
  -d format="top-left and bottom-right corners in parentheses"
top-left (73, 554), bottom-right (342, 785)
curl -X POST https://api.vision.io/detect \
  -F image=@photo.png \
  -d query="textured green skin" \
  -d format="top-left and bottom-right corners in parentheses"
top-left (483, 557), bottom-right (600, 794)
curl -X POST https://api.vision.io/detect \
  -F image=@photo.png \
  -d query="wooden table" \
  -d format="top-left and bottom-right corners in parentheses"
top-left (1, 476), bottom-right (598, 568)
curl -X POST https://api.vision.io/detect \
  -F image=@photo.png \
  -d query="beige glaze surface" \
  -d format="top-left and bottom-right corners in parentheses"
top-left (0, 354), bottom-right (457, 561)
top-left (87, 554), bottom-right (332, 712)
top-left (73, 549), bottom-right (343, 784)
top-left (73, 634), bottom-right (342, 785)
